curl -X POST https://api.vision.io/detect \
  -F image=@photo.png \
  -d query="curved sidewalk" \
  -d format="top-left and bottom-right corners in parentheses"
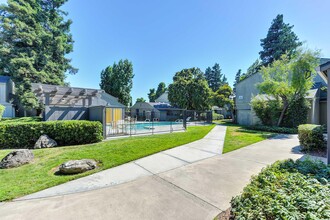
top-left (0, 127), bottom-right (304, 220)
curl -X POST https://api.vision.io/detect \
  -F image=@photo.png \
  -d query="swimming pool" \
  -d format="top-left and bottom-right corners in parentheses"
top-left (134, 121), bottom-right (183, 130)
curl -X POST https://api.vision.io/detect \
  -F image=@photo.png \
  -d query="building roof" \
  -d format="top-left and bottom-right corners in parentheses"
top-left (0, 76), bottom-right (11, 83)
top-left (31, 83), bottom-right (125, 107)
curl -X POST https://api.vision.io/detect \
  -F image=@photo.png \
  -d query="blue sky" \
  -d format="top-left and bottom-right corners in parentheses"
top-left (1, 0), bottom-right (330, 102)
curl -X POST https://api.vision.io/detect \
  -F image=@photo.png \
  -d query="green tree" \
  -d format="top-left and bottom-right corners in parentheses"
top-left (205, 63), bottom-right (226, 91)
top-left (213, 84), bottom-right (233, 108)
top-left (168, 68), bottom-right (212, 110)
top-left (148, 88), bottom-right (156, 102)
top-left (257, 49), bottom-right (319, 126)
top-left (233, 69), bottom-right (242, 94)
top-left (100, 59), bottom-right (134, 106)
top-left (0, 0), bottom-right (76, 110)
top-left (260, 14), bottom-right (302, 66)
top-left (136, 97), bottom-right (146, 103)
top-left (155, 82), bottom-right (167, 99)
top-left (246, 59), bottom-right (261, 76)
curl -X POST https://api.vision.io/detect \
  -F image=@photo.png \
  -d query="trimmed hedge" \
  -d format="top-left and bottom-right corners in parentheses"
top-left (248, 125), bottom-right (297, 134)
top-left (298, 124), bottom-right (325, 151)
top-left (231, 159), bottom-right (330, 219)
top-left (0, 120), bottom-right (103, 149)
top-left (0, 104), bottom-right (5, 120)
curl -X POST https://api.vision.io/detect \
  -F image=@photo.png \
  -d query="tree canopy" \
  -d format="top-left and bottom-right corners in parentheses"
top-left (148, 82), bottom-right (167, 102)
top-left (257, 49), bottom-right (319, 126)
top-left (148, 88), bottom-right (156, 102)
top-left (233, 69), bottom-right (242, 94)
top-left (213, 84), bottom-right (233, 108)
top-left (168, 68), bottom-right (212, 111)
top-left (204, 63), bottom-right (227, 92)
top-left (100, 59), bottom-right (134, 106)
top-left (0, 0), bottom-right (76, 109)
top-left (136, 97), bottom-right (146, 103)
top-left (259, 14), bottom-right (302, 66)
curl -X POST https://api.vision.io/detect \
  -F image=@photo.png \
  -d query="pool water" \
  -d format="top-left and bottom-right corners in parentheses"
top-left (134, 121), bottom-right (183, 130)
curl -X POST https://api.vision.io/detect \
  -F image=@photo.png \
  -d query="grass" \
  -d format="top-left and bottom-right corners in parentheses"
top-left (1, 116), bottom-right (42, 123)
top-left (218, 120), bottom-right (275, 154)
top-left (0, 125), bottom-right (214, 201)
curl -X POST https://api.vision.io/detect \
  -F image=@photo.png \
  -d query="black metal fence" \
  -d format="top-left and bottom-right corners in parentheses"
top-left (105, 109), bottom-right (213, 137)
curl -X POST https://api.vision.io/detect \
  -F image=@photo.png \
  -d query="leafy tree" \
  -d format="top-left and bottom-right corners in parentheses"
top-left (257, 49), bottom-right (319, 126)
top-left (0, 0), bottom-right (76, 110)
top-left (155, 82), bottom-right (167, 99)
top-left (136, 97), bottom-right (146, 103)
top-left (246, 59), bottom-right (261, 76)
top-left (148, 88), bottom-right (156, 102)
top-left (233, 69), bottom-right (242, 94)
top-left (260, 14), bottom-right (302, 66)
top-left (168, 68), bottom-right (212, 110)
top-left (205, 63), bottom-right (226, 91)
top-left (100, 59), bottom-right (134, 106)
top-left (213, 84), bottom-right (233, 108)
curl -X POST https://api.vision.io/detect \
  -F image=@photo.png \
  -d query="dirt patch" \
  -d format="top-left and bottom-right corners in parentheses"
top-left (214, 208), bottom-right (233, 220)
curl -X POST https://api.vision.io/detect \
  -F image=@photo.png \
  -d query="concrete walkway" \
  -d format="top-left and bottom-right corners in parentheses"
top-left (0, 126), bottom-right (304, 220)
top-left (15, 125), bottom-right (227, 200)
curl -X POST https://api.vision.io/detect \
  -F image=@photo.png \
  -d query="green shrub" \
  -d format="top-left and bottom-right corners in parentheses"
top-left (251, 98), bottom-right (282, 126)
top-left (231, 159), bottom-right (330, 219)
top-left (248, 125), bottom-right (297, 134)
top-left (0, 120), bottom-right (103, 149)
top-left (298, 124), bottom-right (325, 151)
top-left (212, 112), bottom-right (224, 120)
top-left (0, 104), bottom-right (5, 120)
top-left (282, 97), bottom-right (310, 128)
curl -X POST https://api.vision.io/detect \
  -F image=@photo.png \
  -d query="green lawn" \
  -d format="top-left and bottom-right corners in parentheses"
top-left (220, 121), bottom-right (275, 154)
top-left (0, 125), bottom-right (214, 201)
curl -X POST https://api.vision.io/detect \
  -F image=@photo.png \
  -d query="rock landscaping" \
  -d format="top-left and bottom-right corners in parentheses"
top-left (0, 149), bottom-right (34, 169)
top-left (34, 135), bottom-right (57, 149)
top-left (59, 159), bottom-right (98, 174)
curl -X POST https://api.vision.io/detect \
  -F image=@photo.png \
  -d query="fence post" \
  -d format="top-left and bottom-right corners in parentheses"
top-left (183, 110), bottom-right (187, 130)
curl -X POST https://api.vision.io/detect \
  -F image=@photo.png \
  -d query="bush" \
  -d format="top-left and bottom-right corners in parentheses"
top-left (251, 98), bottom-right (282, 126)
top-left (231, 159), bottom-right (330, 219)
top-left (248, 125), bottom-right (297, 134)
top-left (0, 120), bottom-right (103, 149)
top-left (298, 124), bottom-right (325, 151)
top-left (0, 104), bottom-right (5, 120)
top-left (213, 112), bottom-right (224, 120)
top-left (282, 97), bottom-right (310, 128)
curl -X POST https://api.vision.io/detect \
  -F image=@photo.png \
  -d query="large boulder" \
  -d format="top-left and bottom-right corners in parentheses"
top-left (59, 159), bottom-right (98, 175)
top-left (34, 135), bottom-right (57, 149)
top-left (0, 149), bottom-right (34, 169)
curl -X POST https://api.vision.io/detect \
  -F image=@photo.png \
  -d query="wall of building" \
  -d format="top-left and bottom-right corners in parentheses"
top-left (320, 101), bottom-right (327, 126)
top-left (235, 73), bottom-right (263, 126)
top-left (43, 106), bottom-right (88, 121)
top-left (130, 102), bottom-right (161, 120)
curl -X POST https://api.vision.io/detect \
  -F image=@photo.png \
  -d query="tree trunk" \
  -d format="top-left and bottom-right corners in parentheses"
top-left (277, 100), bottom-right (289, 127)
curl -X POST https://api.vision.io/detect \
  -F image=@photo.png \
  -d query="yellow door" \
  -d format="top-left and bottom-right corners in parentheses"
top-left (106, 108), bottom-right (113, 124)
top-left (113, 108), bottom-right (122, 122)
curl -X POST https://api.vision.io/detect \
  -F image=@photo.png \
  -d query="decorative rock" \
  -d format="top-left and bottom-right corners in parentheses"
top-left (0, 149), bottom-right (34, 169)
top-left (59, 159), bottom-right (98, 174)
top-left (34, 135), bottom-right (57, 149)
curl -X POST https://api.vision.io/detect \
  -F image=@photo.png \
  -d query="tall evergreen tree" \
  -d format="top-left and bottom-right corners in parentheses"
top-left (205, 63), bottom-right (226, 92)
top-left (0, 0), bottom-right (76, 110)
top-left (233, 69), bottom-right (242, 94)
top-left (259, 14), bottom-right (302, 66)
top-left (100, 59), bottom-right (134, 106)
